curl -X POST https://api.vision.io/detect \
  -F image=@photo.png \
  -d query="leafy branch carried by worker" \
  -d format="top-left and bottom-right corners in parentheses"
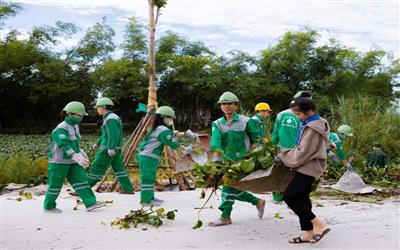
top-left (191, 138), bottom-right (280, 229)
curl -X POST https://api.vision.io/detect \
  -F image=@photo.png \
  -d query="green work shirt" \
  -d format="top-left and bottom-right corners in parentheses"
top-left (96, 111), bottom-right (124, 151)
top-left (211, 112), bottom-right (259, 161)
top-left (48, 119), bottom-right (81, 164)
top-left (367, 150), bottom-right (389, 168)
top-left (138, 125), bottom-right (181, 160)
top-left (329, 132), bottom-right (347, 161)
top-left (271, 109), bottom-right (300, 150)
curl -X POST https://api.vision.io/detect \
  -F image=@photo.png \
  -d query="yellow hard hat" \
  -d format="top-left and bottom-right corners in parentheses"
top-left (255, 102), bottom-right (271, 111)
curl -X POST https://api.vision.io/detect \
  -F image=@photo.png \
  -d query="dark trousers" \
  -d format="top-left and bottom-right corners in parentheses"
top-left (283, 171), bottom-right (316, 231)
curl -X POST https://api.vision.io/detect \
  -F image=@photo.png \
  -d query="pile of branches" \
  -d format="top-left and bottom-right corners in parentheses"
top-left (111, 207), bottom-right (177, 229)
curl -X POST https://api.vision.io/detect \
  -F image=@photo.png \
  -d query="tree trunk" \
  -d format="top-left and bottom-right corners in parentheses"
top-left (147, 0), bottom-right (158, 110)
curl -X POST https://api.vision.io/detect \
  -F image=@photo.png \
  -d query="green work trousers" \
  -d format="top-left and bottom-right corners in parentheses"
top-left (44, 163), bottom-right (96, 209)
top-left (219, 186), bottom-right (260, 218)
top-left (138, 156), bottom-right (159, 203)
top-left (88, 150), bottom-right (133, 192)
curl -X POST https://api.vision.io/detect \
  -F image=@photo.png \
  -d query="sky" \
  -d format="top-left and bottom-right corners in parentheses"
top-left (1, 0), bottom-right (399, 58)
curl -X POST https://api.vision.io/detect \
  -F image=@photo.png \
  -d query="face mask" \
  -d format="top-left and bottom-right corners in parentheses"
top-left (163, 117), bottom-right (174, 127)
top-left (66, 116), bottom-right (83, 125)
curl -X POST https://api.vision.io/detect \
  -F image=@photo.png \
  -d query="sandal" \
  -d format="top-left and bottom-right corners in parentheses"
top-left (310, 228), bottom-right (331, 244)
top-left (208, 218), bottom-right (232, 227)
top-left (288, 237), bottom-right (310, 244)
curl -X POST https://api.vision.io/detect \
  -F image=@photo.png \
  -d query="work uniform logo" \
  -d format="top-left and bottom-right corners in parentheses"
top-left (282, 117), bottom-right (298, 128)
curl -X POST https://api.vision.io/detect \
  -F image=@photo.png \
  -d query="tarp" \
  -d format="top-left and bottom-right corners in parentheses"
top-left (330, 170), bottom-right (378, 194)
top-left (175, 145), bottom-right (208, 173)
top-left (231, 165), bottom-right (295, 194)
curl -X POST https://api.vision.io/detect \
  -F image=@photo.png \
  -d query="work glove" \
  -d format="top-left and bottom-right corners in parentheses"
top-left (212, 155), bottom-right (222, 163)
top-left (72, 153), bottom-right (89, 169)
top-left (273, 156), bottom-right (282, 167)
top-left (80, 148), bottom-right (89, 160)
top-left (344, 162), bottom-right (354, 172)
top-left (182, 145), bottom-right (194, 155)
top-left (108, 149), bottom-right (116, 157)
top-left (185, 129), bottom-right (198, 140)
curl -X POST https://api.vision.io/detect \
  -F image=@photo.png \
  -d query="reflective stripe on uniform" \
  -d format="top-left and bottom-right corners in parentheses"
top-left (139, 126), bottom-right (170, 159)
top-left (138, 151), bottom-right (161, 160)
top-left (49, 121), bottom-right (80, 164)
top-left (74, 185), bottom-right (90, 191)
top-left (103, 113), bottom-right (121, 124)
top-left (222, 191), bottom-right (245, 198)
top-left (88, 173), bottom-right (103, 179)
top-left (214, 115), bottom-right (251, 150)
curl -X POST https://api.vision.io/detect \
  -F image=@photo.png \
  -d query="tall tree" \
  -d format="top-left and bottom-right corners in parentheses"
top-left (146, 0), bottom-right (167, 110)
top-left (122, 16), bottom-right (147, 60)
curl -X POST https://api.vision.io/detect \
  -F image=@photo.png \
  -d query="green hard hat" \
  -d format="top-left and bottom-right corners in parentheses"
top-left (337, 124), bottom-right (353, 137)
top-left (156, 106), bottom-right (176, 119)
top-left (63, 101), bottom-right (88, 116)
top-left (293, 91), bottom-right (312, 99)
top-left (371, 141), bottom-right (381, 147)
top-left (218, 92), bottom-right (239, 104)
top-left (95, 97), bottom-right (114, 107)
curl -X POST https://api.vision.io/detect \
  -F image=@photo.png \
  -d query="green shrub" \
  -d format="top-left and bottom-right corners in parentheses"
top-left (0, 155), bottom-right (48, 184)
top-left (327, 95), bottom-right (400, 161)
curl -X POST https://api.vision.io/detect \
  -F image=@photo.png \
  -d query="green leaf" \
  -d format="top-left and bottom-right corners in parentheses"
top-left (166, 211), bottom-right (175, 220)
top-left (122, 222), bottom-right (131, 229)
top-left (156, 208), bottom-right (165, 216)
top-left (240, 159), bottom-right (255, 173)
top-left (192, 220), bottom-right (203, 229)
top-left (24, 192), bottom-right (32, 199)
top-left (153, 218), bottom-right (163, 227)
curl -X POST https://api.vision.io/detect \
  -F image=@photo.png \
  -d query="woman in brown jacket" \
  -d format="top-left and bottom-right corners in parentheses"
top-left (275, 97), bottom-right (331, 244)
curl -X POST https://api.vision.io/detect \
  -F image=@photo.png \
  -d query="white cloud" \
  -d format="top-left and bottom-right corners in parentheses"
top-left (202, 33), bottom-right (228, 41)
top-left (0, 28), bottom-right (30, 40)
top-left (53, 34), bottom-right (80, 52)
top-left (15, 0), bottom-right (400, 56)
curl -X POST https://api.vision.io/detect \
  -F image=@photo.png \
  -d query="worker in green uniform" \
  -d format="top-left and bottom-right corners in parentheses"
top-left (367, 142), bottom-right (389, 168)
top-left (251, 102), bottom-right (272, 140)
top-left (138, 106), bottom-right (189, 206)
top-left (328, 124), bottom-right (354, 170)
top-left (87, 97), bottom-right (134, 194)
top-left (271, 91), bottom-right (312, 203)
top-left (208, 92), bottom-right (266, 227)
top-left (44, 101), bottom-right (105, 213)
